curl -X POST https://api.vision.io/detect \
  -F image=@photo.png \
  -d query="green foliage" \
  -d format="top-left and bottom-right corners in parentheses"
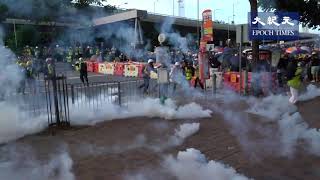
top-left (73, 0), bottom-right (108, 8)
top-left (258, 0), bottom-right (320, 29)
top-left (0, 4), bottom-right (8, 22)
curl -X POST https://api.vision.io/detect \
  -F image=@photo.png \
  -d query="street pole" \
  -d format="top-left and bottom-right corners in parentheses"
top-left (13, 20), bottom-right (17, 48)
top-left (173, 0), bottom-right (174, 16)
top-left (227, 17), bottom-right (230, 40)
top-left (213, 9), bottom-right (221, 21)
top-left (197, 0), bottom-right (200, 46)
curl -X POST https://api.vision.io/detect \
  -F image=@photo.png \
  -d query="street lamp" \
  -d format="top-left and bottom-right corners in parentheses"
top-left (213, 9), bottom-right (221, 21)
top-left (197, 0), bottom-right (200, 46)
top-left (227, 16), bottom-right (232, 41)
top-left (154, 0), bottom-right (159, 13)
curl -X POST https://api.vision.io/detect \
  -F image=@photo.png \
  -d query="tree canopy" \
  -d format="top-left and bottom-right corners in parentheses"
top-left (0, 0), bottom-right (115, 22)
top-left (258, 0), bottom-right (320, 29)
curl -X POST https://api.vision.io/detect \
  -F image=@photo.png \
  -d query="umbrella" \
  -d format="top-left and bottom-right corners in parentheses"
top-left (286, 46), bottom-right (310, 55)
top-left (213, 46), bottom-right (224, 53)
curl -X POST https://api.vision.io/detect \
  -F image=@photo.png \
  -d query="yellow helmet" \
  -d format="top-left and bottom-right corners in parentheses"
top-left (26, 61), bottom-right (32, 66)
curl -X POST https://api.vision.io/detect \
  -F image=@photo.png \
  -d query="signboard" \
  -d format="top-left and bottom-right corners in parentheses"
top-left (157, 68), bottom-right (169, 83)
top-left (202, 10), bottom-right (214, 42)
top-left (248, 12), bottom-right (299, 40)
top-left (206, 44), bottom-right (215, 52)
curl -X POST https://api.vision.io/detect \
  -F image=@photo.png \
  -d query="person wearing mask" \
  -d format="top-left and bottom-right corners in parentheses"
top-left (184, 62), bottom-right (195, 84)
top-left (79, 58), bottom-right (89, 86)
top-left (310, 52), bottom-right (319, 82)
top-left (287, 60), bottom-right (303, 104)
top-left (139, 59), bottom-right (157, 94)
top-left (170, 62), bottom-right (183, 92)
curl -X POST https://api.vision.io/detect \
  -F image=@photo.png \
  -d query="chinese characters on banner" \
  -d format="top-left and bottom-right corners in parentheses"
top-left (248, 12), bottom-right (299, 40)
top-left (198, 9), bottom-right (213, 82)
top-left (202, 9), bottom-right (214, 42)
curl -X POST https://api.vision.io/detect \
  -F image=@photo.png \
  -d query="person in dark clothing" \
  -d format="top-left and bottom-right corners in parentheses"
top-left (79, 58), bottom-right (89, 86)
top-left (139, 59), bottom-right (157, 94)
top-left (286, 57), bottom-right (298, 82)
top-left (277, 54), bottom-right (289, 87)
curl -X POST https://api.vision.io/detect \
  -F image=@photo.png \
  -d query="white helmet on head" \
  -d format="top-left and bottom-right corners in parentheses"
top-left (175, 62), bottom-right (180, 66)
top-left (148, 59), bottom-right (154, 64)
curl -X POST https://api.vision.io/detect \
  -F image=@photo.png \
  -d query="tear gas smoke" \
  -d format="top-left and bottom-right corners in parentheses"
top-left (126, 148), bottom-right (252, 180)
top-left (246, 88), bottom-right (320, 157)
top-left (0, 27), bottom-right (48, 144)
top-left (0, 145), bottom-right (74, 180)
top-left (71, 97), bottom-right (212, 126)
top-left (164, 148), bottom-right (251, 180)
top-left (77, 123), bottom-right (200, 156)
top-left (212, 84), bottom-right (320, 159)
top-left (299, 84), bottom-right (320, 101)
top-left (0, 103), bottom-right (47, 144)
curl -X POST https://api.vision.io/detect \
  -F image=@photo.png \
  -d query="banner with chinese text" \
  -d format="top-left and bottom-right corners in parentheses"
top-left (248, 12), bottom-right (299, 40)
top-left (202, 9), bottom-right (213, 42)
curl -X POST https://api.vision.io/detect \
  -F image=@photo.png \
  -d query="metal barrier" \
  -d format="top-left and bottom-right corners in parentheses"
top-left (45, 76), bottom-right (70, 127)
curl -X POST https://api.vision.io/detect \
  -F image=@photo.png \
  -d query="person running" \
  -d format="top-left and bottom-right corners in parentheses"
top-left (287, 61), bottom-right (303, 104)
top-left (310, 52), bottom-right (319, 82)
top-left (79, 58), bottom-right (89, 86)
top-left (139, 59), bottom-right (157, 94)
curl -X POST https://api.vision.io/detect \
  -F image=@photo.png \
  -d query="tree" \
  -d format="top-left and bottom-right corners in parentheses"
top-left (0, 4), bottom-right (8, 22)
top-left (73, 0), bottom-right (108, 8)
top-left (258, 0), bottom-right (320, 29)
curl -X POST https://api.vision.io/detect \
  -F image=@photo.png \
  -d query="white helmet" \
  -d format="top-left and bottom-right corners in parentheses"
top-left (148, 59), bottom-right (154, 64)
top-left (175, 62), bottom-right (180, 66)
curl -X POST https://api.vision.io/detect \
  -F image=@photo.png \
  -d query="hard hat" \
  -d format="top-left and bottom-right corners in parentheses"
top-left (46, 58), bottom-right (52, 63)
top-left (148, 59), bottom-right (154, 64)
top-left (312, 51), bottom-right (317, 55)
top-left (79, 58), bottom-right (83, 62)
top-left (26, 61), bottom-right (32, 66)
top-left (175, 62), bottom-right (180, 66)
top-left (35, 46), bottom-right (38, 49)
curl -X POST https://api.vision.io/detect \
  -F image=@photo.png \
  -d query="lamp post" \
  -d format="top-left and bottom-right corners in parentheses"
top-left (213, 9), bottom-right (221, 21)
top-left (197, 0), bottom-right (200, 46)
top-left (154, 0), bottom-right (159, 13)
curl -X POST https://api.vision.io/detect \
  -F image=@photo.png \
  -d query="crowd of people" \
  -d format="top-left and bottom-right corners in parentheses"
top-left (12, 43), bottom-right (320, 104)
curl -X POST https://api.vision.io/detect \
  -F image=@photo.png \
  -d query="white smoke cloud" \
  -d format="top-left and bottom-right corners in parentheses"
top-left (71, 97), bottom-right (211, 126)
top-left (0, 103), bottom-right (47, 144)
top-left (164, 148), bottom-right (251, 180)
top-left (0, 148), bottom-right (74, 180)
top-left (174, 123), bottom-right (200, 139)
top-left (299, 84), bottom-right (320, 101)
top-left (246, 94), bottom-right (320, 157)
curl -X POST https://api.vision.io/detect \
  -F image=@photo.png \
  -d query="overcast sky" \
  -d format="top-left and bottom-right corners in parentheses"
top-left (106, 0), bottom-right (248, 23)
top-left (106, 0), bottom-right (319, 34)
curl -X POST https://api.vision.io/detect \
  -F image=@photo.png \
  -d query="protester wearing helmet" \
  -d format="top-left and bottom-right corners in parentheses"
top-left (170, 62), bottom-right (183, 92)
top-left (287, 61), bottom-right (303, 104)
top-left (193, 62), bottom-right (204, 89)
top-left (139, 59), bottom-right (157, 94)
top-left (46, 58), bottom-right (54, 77)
